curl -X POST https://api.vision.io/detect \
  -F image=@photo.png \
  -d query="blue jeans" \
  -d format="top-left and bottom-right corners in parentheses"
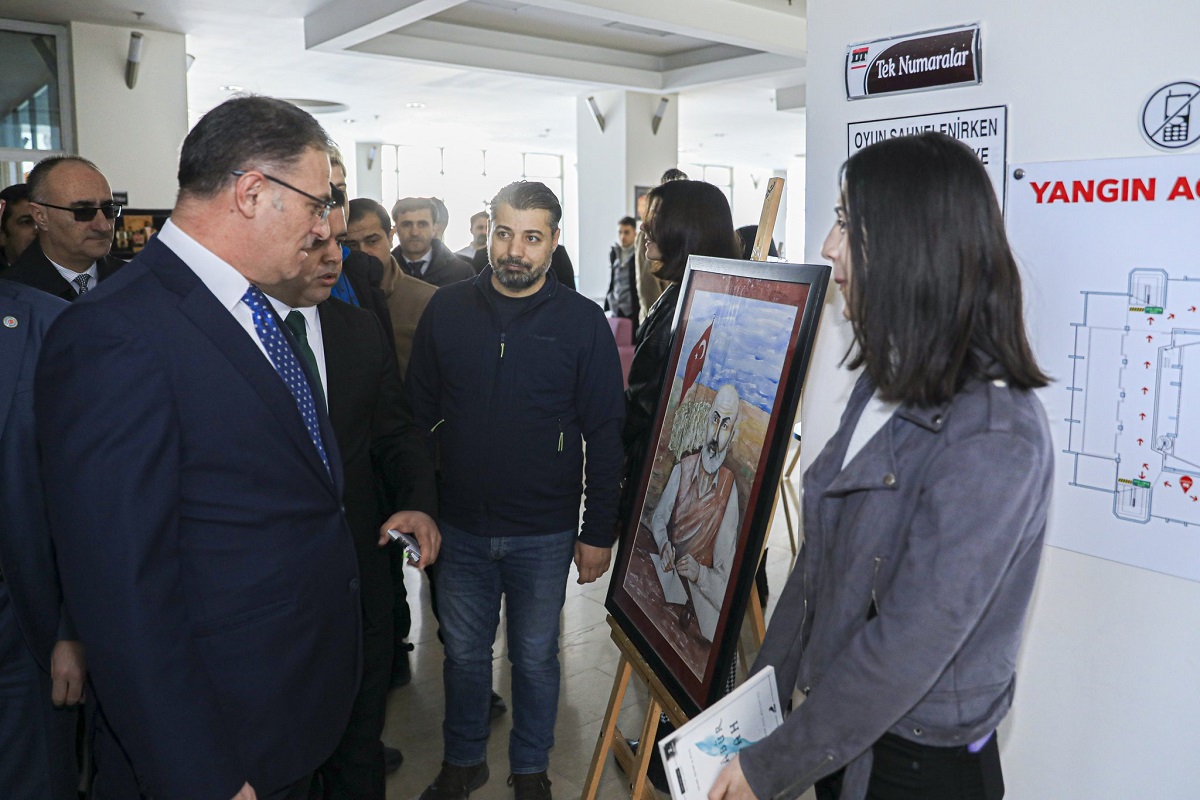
top-left (434, 523), bottom-right (577, 774)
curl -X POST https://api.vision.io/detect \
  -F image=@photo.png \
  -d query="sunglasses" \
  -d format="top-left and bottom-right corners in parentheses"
top-left (36, 201), bottom-right (123, 222)
top-left (231, 169), bottom-right (338, 222)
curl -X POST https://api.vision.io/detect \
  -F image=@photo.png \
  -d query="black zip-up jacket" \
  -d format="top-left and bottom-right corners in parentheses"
top-left (405, 266), bottom-right (625, 547)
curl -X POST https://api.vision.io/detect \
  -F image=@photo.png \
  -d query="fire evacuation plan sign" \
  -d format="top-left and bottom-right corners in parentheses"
top-left (1007, 152), bottom-right (1200, 582)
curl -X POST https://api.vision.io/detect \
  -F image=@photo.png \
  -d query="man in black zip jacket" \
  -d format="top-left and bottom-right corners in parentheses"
top-left (407, 181), bottom-right (624, 800)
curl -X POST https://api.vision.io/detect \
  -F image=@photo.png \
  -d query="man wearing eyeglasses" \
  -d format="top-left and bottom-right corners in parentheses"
top-left (7, 156), bottom-right (124, 301)
top-left (37, 96), bottom-right (360, 800)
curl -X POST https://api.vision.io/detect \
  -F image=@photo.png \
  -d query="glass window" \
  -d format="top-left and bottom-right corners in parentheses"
top-left (0, 25), bottom-right (69, 152)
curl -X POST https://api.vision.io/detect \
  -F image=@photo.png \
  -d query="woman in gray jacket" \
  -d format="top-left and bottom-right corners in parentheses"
top-left (710, 132), bottom-right (1053, 800)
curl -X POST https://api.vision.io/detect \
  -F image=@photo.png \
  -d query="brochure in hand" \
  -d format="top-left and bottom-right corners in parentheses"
top-left (657, 666), bottom-right (783, 800)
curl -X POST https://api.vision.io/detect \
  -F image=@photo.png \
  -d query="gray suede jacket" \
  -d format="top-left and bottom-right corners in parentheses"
top-left (740, 371), bottom-right (1052, 800)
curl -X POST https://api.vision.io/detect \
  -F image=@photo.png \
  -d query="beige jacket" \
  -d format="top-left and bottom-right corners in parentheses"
top-left (379, 255), bottom-right (436, 378)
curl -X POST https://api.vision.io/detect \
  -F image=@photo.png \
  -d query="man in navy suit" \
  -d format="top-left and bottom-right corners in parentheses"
top-left (36, 96), bottom-right (363, 800)
top-left (0, 259), bottom-right (85, 798)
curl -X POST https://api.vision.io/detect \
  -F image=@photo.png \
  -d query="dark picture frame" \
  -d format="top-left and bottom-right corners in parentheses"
top-left (606, 255), bottom-right (830, 716)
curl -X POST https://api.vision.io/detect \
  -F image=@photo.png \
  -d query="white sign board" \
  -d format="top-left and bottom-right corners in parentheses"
top-left (848, 106), bottom-right (1008, 204)
top-left (1007, 153), bottom-right (1200, 581)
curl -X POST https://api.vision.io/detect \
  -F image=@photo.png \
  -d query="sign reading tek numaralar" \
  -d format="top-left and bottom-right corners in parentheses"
top-left (846, 24), bottom-right (981, 100)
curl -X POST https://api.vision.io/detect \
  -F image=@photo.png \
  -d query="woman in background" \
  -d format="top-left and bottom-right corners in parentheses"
top-left (710, 132), bottom-right (1053, 800)
top-left (620, 179), bottom-right (742, 521)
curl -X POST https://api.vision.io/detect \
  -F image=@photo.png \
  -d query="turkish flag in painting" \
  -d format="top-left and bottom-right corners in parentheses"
top-left (680, 321), bottom-right (712, 401)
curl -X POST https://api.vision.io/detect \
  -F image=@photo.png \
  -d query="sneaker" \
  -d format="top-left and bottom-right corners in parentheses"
top-left (508, 771), bottom-right (552, 800)
top-left (391, 642), bottom-right (415, 687)
top-left (419, 762), bottom-right (490, 800)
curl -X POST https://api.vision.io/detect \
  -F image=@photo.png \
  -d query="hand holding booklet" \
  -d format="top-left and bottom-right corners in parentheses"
top-left (656, 666), bottom-right (783, 800)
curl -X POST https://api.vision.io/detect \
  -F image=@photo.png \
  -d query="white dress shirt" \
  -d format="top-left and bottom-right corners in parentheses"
top-left (48, 258), bottom-right (99, 295)
top-left (156, 219), bottom-right (273, 361)
top-left (156, 220), bottom-right (329, 399)
top-left (264, 297), bottom-right (328, 401)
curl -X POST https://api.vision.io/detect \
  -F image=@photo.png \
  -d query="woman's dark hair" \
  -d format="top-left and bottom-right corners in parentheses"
top-left (841, 132), bottom-right (1048, 406)
top-left (643, 180), bottom-right (740, 282)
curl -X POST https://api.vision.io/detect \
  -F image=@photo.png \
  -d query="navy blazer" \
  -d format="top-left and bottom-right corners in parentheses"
top-left (0, 279), bottom-right (69, 673)
top-left (35, 236), bottom-right (362, 800)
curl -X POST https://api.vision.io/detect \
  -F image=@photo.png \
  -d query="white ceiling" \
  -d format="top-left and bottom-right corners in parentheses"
top-left (0, 0), bottom-right (808, 167)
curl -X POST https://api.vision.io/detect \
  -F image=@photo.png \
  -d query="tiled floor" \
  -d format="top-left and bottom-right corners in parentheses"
top-left (382, 489), bottom-right (812, 800)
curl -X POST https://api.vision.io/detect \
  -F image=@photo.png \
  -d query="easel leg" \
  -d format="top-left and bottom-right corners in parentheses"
top-left (583, 655), bottom-right (634, 800)
top-left (630, 699), bottom-right (663, 800)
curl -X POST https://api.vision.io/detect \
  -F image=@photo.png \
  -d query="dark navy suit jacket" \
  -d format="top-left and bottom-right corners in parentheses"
top-left (35, 236), bottom-right (362, 800)
top-left (0, 279), bottom-right (69, 672)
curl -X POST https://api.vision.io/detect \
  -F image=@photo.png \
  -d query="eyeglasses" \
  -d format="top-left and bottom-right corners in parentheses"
top-left (231, 169), bottom-right (337, 222)
top-left (35, 201), bottom-right (123, 222)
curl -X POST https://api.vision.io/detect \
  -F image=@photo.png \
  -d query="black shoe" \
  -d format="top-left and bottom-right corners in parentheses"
top-left (508, 771), bottom-right (552, 800)
top-left (391, 642), bottom-right (414, 687)
top-left (490, 691), bottom-right (507, 721)
top-left (384, 745), bottom-right (403, 774)
top-left (419, 761), bottom-right (489, 800)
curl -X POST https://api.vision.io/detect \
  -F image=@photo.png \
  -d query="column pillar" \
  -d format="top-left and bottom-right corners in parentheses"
top-left (575, 90), bottom-right (678, 300)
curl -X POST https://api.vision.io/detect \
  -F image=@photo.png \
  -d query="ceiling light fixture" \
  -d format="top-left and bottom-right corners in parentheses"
top-left (406, 102), bottom-right (426, 109)
top-left (220, 84), bottom-right (243, 92)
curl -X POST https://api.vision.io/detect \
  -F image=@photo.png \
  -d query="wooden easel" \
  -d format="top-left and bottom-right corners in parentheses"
top-left (582, 178), bottom-right (785, 800)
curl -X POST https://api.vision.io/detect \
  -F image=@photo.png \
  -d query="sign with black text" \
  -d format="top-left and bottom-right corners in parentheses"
top-left (848, 106), bottom-right (1007, 204)
top-left (846, 24), bottom-right (981, 99)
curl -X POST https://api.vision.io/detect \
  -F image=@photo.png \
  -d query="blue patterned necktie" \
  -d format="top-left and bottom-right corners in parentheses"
top-left (241, 285), bottom-right (330, 474)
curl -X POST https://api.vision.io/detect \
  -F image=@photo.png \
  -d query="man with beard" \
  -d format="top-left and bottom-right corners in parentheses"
top-left (406, 181), bottom-right (624, 800)
top-left (390, 197), bottom-right (474, 288)
top-left (651, 384), bottom-right (742, 642)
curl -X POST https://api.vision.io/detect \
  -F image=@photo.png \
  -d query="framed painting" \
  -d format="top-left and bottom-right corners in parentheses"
top-left (606, 255), bottom-right (830, 716)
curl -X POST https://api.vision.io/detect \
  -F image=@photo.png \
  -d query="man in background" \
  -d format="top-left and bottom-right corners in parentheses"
top-left (261, 186), bottom-right (440, 799)
top-left (0, 183), bottom-right (38, 270)
top-left (605, 216), bottom-right (638, 320)
top-left (391, 197), bottom-right (474, 288)
top-left (347, 199), bottom-right (436, 378)
top-left (8, 157), bottom-right (124, 300)
top-left (454, 211), bottom-right (488, 260)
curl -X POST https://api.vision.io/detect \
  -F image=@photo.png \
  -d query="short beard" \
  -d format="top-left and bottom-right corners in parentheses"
top-left (492, 256), bottom-right (549, 291)
top-left (700, 440), bottom-right (728, 475)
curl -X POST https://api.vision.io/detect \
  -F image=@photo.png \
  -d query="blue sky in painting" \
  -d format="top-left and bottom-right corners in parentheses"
top-left (673, 290), bottom-right (798, 414)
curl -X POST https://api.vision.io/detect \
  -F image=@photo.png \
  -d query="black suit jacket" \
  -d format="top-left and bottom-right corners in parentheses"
top-left (320, 298), bottom-right (436, 626)
top-left (0, 280), bottom-right (70, 674)
top-left (6, 239), bottom-right (124, 301)
top-left (35, 237), bottom-right (360, 800)
top-left (392, 238), bottom-right (475, 288)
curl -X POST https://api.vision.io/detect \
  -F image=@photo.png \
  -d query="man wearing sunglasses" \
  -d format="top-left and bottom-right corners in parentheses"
top-left (7, 156), bottom-right (124, 301)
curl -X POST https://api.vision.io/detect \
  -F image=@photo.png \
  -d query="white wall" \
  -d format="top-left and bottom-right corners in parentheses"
top-left (804, 2), bottom-right (1200, 796)
top-left (70, 22), bottom-right (188, 209)
top-left (575, 90), bottom-right (678, 301)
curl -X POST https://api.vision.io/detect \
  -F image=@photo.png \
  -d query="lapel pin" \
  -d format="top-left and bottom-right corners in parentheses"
top-left (2, 316), bottom-right (17, 328)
